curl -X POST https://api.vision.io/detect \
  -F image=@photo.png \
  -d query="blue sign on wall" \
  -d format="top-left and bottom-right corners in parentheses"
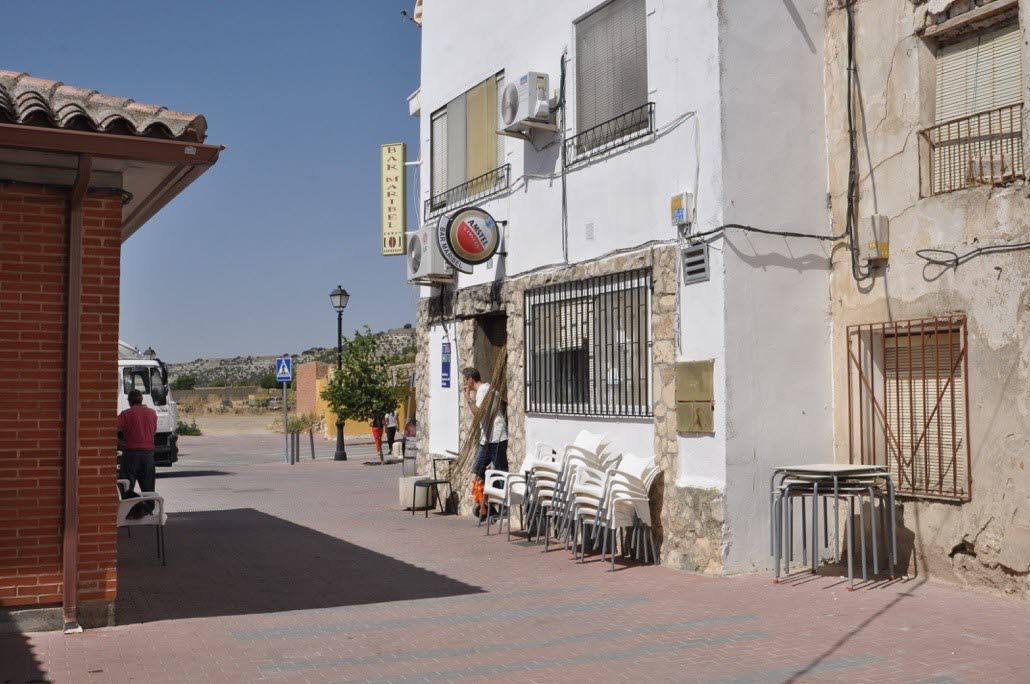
top-left (441, 341), bottom-right (451, 388)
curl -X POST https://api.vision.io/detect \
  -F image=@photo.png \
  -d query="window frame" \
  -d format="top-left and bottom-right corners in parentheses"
top-left (428, 71), bottom-right (508, 215)
top-left (524, 269), bottom-right (653, 418)
top-left (845, 315), bottom-right (972, 502)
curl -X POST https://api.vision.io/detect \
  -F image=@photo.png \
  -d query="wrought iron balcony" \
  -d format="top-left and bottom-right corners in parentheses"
top-left (564, 102), bottom-right (655, 166)
top-left (424, 164), bottom-right (510, 220)
top-left (920, 103), bottom-right (1023, 196)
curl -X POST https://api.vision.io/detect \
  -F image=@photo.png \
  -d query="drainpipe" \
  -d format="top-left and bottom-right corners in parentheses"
top-left (62, 154), bottom-right (92, 633)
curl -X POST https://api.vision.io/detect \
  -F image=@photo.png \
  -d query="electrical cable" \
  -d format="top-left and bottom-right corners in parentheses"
top-left (916, 241), bottom-right (1030, 269)
top-left (845, 0), bottom-right (872, 282)
top-left (686, 222), bottom-right (848, 243)
top-left (557, 49), bottom-right (569, 264)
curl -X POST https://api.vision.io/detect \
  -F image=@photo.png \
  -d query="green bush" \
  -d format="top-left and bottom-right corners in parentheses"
top-left (170, 375), bottom-right (197, 391)
top-left (177, 419), bottom-right (202, 436)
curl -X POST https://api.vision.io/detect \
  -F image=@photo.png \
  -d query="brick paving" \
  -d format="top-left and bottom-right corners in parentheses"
top-left (2, 432), bottom-right (1029, 683)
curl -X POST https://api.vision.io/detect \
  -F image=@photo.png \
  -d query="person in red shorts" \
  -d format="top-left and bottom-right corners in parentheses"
top-left (118, 389), bottom-right (158, 499)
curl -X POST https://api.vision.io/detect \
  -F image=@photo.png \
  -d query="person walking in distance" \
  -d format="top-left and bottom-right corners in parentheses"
top-left (118, 389), bottom-right (158, 513)
top-left (370, 415), bottom-right (384, 461)
top-left (384, 410), bottom-right (399, 457)
top-left (462, 367), bottom-right (508, 520)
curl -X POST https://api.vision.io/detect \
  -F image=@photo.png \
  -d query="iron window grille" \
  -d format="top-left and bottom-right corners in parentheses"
top-left (920, 104), bottom-right (1023, 196)
top-left (524, 269), bottom-right (652, 417)
top-left (565, 102), bottom-right (655, 166)
top-left (424, 163), bottom-right (510, 220)
top-left (846, 315), bottom-right (972, 502)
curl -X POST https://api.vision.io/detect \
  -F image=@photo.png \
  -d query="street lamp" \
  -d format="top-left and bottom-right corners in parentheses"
top-left (330, 286), bottom-right (350, 461)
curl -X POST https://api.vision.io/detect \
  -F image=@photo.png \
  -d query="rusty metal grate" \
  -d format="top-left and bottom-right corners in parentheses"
top-left (424, 164), bottom-right (510, 220)
top-left (564, 102), bottom-right (655, 166)
top-left (920, 104), bottom-right (1023, 196)
top-left (846, 315), bottom-right (971, 502)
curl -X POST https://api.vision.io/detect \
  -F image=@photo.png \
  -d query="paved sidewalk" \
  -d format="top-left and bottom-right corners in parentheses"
top-left (2, 432), bottom-right (1029, 683)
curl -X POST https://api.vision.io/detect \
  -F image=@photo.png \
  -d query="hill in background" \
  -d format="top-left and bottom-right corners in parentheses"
top-left (167, 325), bottom-right (415, 387)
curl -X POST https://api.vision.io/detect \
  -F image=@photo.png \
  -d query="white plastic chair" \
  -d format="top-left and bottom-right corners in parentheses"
top-left (116, 482), bottom-right (167, 565)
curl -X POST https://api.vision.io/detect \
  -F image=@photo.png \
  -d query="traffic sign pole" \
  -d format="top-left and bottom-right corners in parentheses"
top-left (275, 356), bottom-right (294, 464)
top-left (282, 380), bottom-right (289, 464)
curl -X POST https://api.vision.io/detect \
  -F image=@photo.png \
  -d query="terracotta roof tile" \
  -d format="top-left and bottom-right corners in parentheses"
top-left (0, 70), bottom-right (207, 142)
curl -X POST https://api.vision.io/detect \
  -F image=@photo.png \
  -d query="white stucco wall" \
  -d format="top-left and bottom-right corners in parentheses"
top-left (418, 0), bottom-right (728, 482)
top-left (717, 0), bottom-right (834, 572)
top-left (525, 415), bottom-right (654, 464)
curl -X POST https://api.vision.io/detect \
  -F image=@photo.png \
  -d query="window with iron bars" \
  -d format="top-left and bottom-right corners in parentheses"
top-left (524, 269), bottom-right (652, 417)
top-left (921, 20), bottom-right (1023, 196)
top-left (846, 315), bottom-right (971, 502)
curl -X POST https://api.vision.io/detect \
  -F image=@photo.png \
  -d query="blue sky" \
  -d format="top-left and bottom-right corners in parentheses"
top-left (1, 1), bottom-right (421, 362)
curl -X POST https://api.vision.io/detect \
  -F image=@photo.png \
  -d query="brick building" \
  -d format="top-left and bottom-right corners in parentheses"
top-left (0, 71), bottom-right (221, 630)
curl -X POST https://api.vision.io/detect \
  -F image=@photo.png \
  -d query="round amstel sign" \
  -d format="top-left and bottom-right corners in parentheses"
top-left (437, 207), bottom-right (500, 269)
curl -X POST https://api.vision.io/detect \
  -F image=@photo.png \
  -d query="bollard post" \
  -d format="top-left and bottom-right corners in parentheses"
top-left (309, 427), bottom-right (315, 460)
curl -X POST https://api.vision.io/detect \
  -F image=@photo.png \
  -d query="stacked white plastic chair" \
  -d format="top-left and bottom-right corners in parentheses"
top-left (570, 452), bottom-right (660, 569)
top-left (483, 442), bottom-right (559, 538)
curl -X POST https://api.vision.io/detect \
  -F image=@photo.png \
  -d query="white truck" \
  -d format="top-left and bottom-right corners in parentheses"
top-left (118, 340), bottom-right (179, 466)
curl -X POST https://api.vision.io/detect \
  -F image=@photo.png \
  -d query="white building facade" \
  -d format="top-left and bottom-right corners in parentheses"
top-left (409, 0), bottom-right (834, 574)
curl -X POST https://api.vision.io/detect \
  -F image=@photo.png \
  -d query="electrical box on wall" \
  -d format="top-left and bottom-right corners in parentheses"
top-left (859, 215), bottom-right (890, 266)
top-left (676, 360), bottom-right (714, 434)
top-left (671, 192), bottom-right (694, 226)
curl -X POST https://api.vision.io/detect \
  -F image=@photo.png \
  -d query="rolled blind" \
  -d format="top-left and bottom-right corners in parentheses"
top-left (884, 331), bottom-right (967, 496)
top-left (576, 0), bottom-right (648, 133)
top-left (465, 76), bottom-right (499, 181)
top-left (430, 109), bottom-right (447, 198)
top-left (935, 21), bottom-right (1022, 123)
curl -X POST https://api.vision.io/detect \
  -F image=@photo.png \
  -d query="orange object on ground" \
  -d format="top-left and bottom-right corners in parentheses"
top-left (472, 479), bottom-right (486, 516)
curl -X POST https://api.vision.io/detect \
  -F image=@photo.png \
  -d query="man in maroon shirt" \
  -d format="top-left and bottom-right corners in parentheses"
top-left (118, 389), bottom-right (158, 497)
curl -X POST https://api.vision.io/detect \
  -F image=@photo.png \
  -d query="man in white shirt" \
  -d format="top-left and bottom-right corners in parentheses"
top-left (462, 367), bottom-right (508, 518)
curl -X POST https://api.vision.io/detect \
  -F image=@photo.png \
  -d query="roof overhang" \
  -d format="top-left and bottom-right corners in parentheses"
top-left (0, 122), bottom-right (222, 241)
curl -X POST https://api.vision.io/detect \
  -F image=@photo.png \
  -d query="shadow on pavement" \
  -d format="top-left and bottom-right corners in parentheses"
top-left (116, 508), bottom-right (483, 623)
top-left (0, 616), bottom-right (48, 683)
top-left (155, 469), bottom-right (230, 479)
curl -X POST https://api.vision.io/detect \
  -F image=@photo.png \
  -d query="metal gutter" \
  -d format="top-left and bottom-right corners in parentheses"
top-left (0, 122), bottom-right (221, 165)
top-left (61, 154), bottom-right (91, 633)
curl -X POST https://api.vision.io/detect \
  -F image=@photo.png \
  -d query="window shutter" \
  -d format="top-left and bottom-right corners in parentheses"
top-left (446, 93), bottom-right (467, 193)
top-left (430, 109), bottom-right (447, 199)
top-left (935, 21), bottom-right (1022, 123)
top-left (576, 0), bottom-right (647, 133)
top-left (884, 331), bottom-right (967, 497)
top-left (465, 76), bottom-right (499, 182)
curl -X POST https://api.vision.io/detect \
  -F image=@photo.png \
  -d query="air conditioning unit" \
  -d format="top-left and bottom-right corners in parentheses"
top-left (502, 72), bottom-right (552, 133)
top-left (406, 227), bottom-right (454, 282)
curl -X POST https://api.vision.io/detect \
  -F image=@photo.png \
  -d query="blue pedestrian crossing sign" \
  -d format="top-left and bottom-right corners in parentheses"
top-left (275, 357), bottom-right (293, 383)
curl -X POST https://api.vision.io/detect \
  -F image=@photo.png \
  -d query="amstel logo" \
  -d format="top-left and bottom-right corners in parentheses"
top-left (437, 207), bottom-right (500, 271)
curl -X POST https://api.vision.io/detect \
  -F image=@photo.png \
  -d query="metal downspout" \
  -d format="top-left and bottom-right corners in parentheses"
top-left (62, 154), bottom-right (92, 632)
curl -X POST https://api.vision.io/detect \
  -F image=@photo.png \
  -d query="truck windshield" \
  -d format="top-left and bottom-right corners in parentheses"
top-left (122, 367), bottom-right (151, 395)
top-left (150, 367), bottom-right (168, 406)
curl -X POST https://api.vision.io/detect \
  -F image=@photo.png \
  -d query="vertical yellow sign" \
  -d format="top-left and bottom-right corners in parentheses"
top-left (380, 142), bottom-right (406, 256)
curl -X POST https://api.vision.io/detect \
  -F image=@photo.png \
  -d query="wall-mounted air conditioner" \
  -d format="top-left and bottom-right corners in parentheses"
top-left (406, 228), bottom-right (454, 282)
top-left (502, 72), bottom-right (553, 134)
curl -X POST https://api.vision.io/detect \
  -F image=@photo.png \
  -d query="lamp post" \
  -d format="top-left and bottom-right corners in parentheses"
top-left (330, 286), bottom-right (350, 461)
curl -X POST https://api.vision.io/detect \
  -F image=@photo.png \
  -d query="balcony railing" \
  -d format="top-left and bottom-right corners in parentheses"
top-left (565, 102), bottom-right (655, 166)
top-left (424, 164), bottom-right (510, 220)
top-left (921, 103), bottom-right (1023, 196)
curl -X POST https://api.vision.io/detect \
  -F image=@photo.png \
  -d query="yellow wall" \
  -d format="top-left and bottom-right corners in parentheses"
top-left (312, 375), bottom-right (414, 441)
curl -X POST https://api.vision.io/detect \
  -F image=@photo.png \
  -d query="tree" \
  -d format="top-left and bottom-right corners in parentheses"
top-left (257, 372), bottom-right (280, 390)
top-left (320, 327), bottom-right (403, 462)
top-left (170, 375), bottom-right (197, 391)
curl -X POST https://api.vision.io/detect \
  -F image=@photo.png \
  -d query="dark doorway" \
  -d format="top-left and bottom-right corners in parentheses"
top-left (473, 314), bottom-right (507, 380)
